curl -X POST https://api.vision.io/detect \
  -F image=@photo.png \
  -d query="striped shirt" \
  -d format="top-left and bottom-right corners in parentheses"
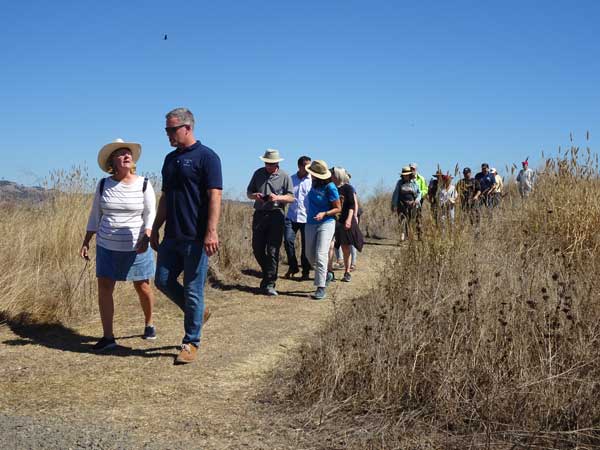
top-left (86, 176), bottom-right (156, 252)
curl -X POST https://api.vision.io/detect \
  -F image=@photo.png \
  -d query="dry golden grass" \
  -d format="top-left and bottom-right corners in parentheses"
top-left (0, 167), bottom-right (256, 325)
top-left (285, 148), bottom-right (600, 449)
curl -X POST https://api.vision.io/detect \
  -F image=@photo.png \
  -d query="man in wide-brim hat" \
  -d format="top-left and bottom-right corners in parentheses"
top-left (247, 149), bottom-right (295, 296)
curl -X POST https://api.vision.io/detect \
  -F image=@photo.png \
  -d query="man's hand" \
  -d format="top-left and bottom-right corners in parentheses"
top-left (314, 212), bottom-right (327, 222)
top-left (150, 229), bottom-right (160, 251)
top-left (205, 229), bottom-right (219, 256)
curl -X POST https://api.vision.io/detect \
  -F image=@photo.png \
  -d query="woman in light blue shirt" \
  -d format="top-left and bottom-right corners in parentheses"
top-left (304, 160), bottom-right (341, 300)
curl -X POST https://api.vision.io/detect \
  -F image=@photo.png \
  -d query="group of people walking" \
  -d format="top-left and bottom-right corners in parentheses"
top-left (80, 107), bottom-right (364, 363)
top-left (391, 160), bottom-right (535, 240)
top-left (80, 106), bottom-right (535, 362)
top-left (246, 153), bottom-right (364, 300)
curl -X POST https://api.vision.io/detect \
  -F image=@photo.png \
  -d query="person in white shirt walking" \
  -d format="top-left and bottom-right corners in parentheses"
top-left (283, 156), bottom-right (313, 280)
top-left (437, 174), bottom-right (457, 228)
top-left (517, 159), bottom-right (535, 198)
top-left (80, 139), bottom-right (157, 351)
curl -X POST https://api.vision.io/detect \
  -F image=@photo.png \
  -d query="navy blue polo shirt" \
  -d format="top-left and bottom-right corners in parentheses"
top-left (161, 141), bottom-right (222, 241)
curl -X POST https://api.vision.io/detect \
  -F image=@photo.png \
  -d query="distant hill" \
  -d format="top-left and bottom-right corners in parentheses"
top-left (0, 180), bottom-right (50, 203)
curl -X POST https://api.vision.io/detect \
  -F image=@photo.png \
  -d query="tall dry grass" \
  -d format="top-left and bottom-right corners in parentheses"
top-left (287, 147), bottom-right (600, 449)
top-left (0, 167), bottom-right (256, 324)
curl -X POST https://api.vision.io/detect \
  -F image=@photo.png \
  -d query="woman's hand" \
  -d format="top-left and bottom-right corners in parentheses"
top-left (80, 243), bottom-right (90, 261)
top-left (136, 233), bottom-right (150, 254)
top-left (314, 212), bottom-right (327, 222)
top-left (344, 219), bottom-right (352, 230)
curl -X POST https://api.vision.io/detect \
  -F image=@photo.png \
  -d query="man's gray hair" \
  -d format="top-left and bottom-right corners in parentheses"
top-left (166, 107), bottom-right (195, 129)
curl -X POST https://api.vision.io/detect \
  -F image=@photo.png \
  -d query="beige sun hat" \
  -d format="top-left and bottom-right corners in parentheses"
top-left (259, 148), bottom-right (284, 163)
top-left (306, 160), bottom-right (331, 180)
top-left (400, 166), bottom-right (412, 176)
top-left (98, 138), bottom-right (142, 173)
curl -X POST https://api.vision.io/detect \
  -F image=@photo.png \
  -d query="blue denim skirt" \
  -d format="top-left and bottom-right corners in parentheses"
top-left (96, 245), bottom-right (155, 281)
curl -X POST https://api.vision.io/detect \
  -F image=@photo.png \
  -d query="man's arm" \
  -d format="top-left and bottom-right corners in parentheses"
top-left (150, 195), bottom-right (166, 251)
top-left (204, 188), bottom-right (222, 256)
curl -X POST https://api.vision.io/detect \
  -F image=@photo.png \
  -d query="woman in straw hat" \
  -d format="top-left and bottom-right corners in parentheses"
top-left (304, 160), bottom-right (341, 300)
top-left (391, 166), bottom-right (422, 241)
top-left (80, 138), bottom-right (157, 351)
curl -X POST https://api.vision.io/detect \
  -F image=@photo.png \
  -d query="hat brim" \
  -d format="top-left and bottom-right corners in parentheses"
top-left (98, 142), bottom-right (142, 173)
top-left (306, 164), bottom-right (331, 180)
top-left (260, 156), bottom-right (284, 163)
top-left (401, 171), bottom-right (412, 176)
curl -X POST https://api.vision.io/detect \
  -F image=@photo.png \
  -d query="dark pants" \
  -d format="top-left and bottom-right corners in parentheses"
top-left (283, 218), bottom-right (311, 275)
top-left (252, 210), bottom-right (285, 288)
top-left (461, 203), bottom-right (481, 227)
top-left (398, 203), bottom-right (422, 240)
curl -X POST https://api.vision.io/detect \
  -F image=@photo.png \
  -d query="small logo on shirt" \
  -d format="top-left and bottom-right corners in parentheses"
top-left (182, 159), bottom-right (193, 167)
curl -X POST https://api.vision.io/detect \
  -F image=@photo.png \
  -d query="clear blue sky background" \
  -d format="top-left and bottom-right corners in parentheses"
top-left (1, 0), bottom-right (599, 198)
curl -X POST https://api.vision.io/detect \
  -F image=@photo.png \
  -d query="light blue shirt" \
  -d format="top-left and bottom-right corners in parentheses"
top-left (286, 172), bottom-right (312, 223)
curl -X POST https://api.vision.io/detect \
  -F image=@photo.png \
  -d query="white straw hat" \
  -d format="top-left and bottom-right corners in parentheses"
top-left (259, 148), bottom-right (284, 163)
top-left (97, 138), bottom-right (142, 173)
top-left (306, 160), bottom-right (331, 180)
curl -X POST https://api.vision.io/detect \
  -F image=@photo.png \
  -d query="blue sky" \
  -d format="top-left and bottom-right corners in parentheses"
top-left (1, 0), bottom-right (599, 197)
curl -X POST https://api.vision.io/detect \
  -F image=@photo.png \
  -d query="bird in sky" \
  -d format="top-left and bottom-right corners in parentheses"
top-left (164, 34), bottom-right (168, 40)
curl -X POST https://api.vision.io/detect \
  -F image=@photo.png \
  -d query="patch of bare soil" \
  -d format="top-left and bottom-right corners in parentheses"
top-left (0, 240), bottom-right (393, 449)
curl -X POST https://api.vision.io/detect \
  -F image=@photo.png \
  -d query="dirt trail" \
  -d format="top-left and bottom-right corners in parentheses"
top-left (0, 241), bottom-right (392, 449)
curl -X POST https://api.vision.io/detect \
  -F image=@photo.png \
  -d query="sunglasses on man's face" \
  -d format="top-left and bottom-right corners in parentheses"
top-left (165, 124), bottom-right (188, 134)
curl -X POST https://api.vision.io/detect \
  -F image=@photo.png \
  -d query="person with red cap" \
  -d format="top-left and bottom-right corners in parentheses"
top-left (517, 160), bottom-right (535, 198)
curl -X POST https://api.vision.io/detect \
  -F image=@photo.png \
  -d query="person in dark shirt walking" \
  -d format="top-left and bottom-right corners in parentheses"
top-left (150, 107), bottom-right (223, 365)
top-left (475, 163), bottom-right (496, 208)
top-left (247, 149), bottom-right (294, 296)
top-left (456, 167), bottom-right (482, 227)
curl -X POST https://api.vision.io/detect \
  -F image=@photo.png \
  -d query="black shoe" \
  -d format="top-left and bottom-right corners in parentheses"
top-left (284, 269), bottom-right (299, 279)
top-left (300, 272), bottom-right (311, 281)
top-left (142, 325), bottom-right (157, 340)
top-left (92, 337), bottom-right (117, 351)
top-left (342, 272), bottom-right (352, 282)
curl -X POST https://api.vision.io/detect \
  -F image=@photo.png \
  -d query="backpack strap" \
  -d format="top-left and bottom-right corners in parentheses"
top-left (99, 177), bottom-right (107, 196)
top-left (143, 177), bottom-right (148, 193)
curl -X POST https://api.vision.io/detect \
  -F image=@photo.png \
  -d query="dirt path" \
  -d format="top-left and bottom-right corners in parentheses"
top-left (0, 241), bottom-right (392, 449)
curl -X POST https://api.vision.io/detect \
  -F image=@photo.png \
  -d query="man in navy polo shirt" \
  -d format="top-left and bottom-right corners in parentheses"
top-left (150, 107), bottom-right (222, 365)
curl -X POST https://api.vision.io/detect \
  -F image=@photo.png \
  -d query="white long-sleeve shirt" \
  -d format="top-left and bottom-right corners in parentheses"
top-left (437, 184), bottom-right (457, 207)
top-left (86, 176), bottom-right (156, 252)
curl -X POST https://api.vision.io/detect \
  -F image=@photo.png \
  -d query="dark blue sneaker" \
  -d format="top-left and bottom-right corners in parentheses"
top-left (341, 272), bottom-right (352, 282)
top-left (92, 337), bottom-right (117, 351)
top-left (311, 287), bottom-right (326, 300)
top-left (143, 325), bottom-right (157, 340)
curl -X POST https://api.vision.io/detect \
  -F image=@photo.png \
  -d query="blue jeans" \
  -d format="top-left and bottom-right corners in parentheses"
top-left (155, 239), bottom-right (208, 347)
top-left (283, 218), bottom-right (311, 275)
top-left (305, 220), bottom-right (336, 288)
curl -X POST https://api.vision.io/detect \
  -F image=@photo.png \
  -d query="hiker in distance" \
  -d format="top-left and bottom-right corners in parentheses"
top-left (246, 149), bottom-right (294, 296)
top-left (475, 163), bottom-right (496, 208)
top-left (391, 166), bottom-right (422, 241)
top-left (437, 173), bottom-right (458, 228)
top-left (456, 167), bottom-right (482, 227)
top-left (517, 159), bottom-right (535, 198)
top-left (150, 107), bottom-right (222, 365)
top-left (283, 155), bottom-right (313, 280)
top-left (81, 138), bottom-right (157, 351)
top-left (409, 162), bottom-right (428, 207)
top-left (304, 160), bottom-right (341, 300)
top-left (331, 167), bottom-right (364, 283)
